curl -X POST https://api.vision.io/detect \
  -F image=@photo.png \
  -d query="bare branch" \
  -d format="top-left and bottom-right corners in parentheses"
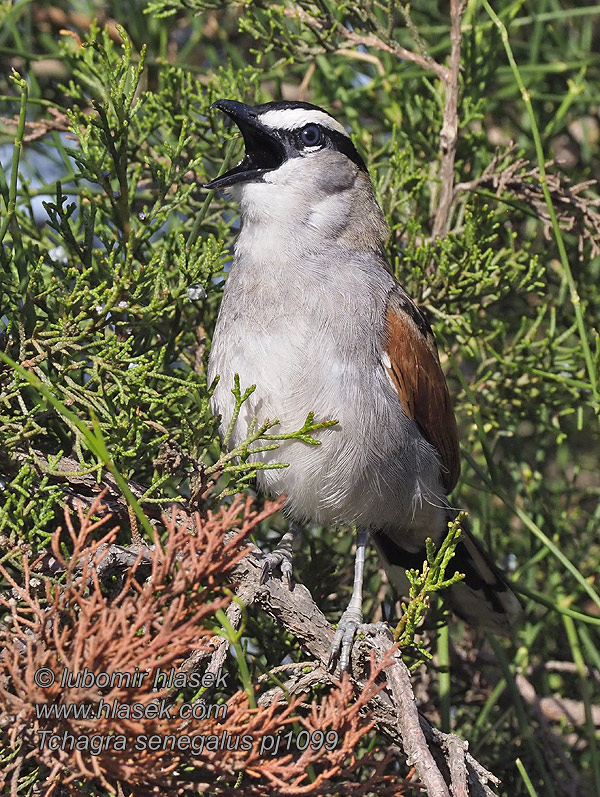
top-left (515, 673), bottom-right (586, 794)
top-left (431, 0), bottom-right (468, 241)
top-left (444, 734), bottom-right (469, 797)
top-left (385, 651), bottom-right (450, 796)
top-left (338, 29), bottom-right (448, 81)
top-left (282, 5), bottom-right (449, 81)
top-left (454, 148), bottom-right (600, 258)
top-left (228, 536), bottom-right (500, 796)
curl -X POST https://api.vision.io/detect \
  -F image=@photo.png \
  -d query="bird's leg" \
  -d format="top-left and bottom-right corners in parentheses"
top-left (260, 521), bottom-right (300, 589)
top-left (329, 527), bottom-right (369, 673)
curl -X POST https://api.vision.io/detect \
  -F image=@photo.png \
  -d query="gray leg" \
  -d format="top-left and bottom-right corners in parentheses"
top-left (328, 527), bottom-right (369, 673)
top-left (260, 523), bottom-right (299, 588)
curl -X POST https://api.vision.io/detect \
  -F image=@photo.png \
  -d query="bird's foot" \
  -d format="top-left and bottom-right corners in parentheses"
top-left (329, 614), bottom-right (391, 674)
top-left (260, 531), bottom-right (294, 588)
top-left (328, 606), bottom-right (363, 673)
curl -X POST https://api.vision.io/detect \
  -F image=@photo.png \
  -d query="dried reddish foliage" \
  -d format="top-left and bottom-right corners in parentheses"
top-left (0, 497), bottom-right (401, 796)
top-left (245, 669), bottom-right (399, 795)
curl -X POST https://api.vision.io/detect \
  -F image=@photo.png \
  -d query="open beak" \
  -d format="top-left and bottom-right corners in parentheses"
top-left (205, 100), bottom-right (285, 190)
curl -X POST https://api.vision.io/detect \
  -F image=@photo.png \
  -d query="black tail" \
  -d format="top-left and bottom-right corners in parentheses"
top-left (372, 522), bottom-right (523, 635)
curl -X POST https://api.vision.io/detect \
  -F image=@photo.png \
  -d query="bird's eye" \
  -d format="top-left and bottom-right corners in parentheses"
top-left (299, 124), bottom-right (322, 147)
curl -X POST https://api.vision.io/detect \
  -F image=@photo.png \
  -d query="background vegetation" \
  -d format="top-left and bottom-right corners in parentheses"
top-left (0, 0), bottom-right (599, 794)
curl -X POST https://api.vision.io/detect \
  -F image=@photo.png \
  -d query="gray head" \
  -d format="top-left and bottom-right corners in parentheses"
top-left (206, 99), bottom-right (387, 249)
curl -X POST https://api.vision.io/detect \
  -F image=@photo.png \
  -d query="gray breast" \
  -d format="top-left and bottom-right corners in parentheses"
top-left (208, 248), bottom-right (446, 538)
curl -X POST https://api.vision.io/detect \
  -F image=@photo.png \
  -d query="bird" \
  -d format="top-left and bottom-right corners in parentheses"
top-left (205, 98), bottom-right (522, 672)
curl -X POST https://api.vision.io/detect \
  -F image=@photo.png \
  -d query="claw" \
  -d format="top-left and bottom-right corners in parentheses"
top-left (280, 558), bottom-right (293, 589)
top-left (329, 619), bottom-right (393, 673)
top-left (259, 531), bottom-right (295, 588)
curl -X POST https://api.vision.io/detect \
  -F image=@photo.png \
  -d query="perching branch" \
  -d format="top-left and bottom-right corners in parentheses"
top-left (226, 535), bottom-right (500, 797)
top-left (21, 460), bottom-right (500, 795)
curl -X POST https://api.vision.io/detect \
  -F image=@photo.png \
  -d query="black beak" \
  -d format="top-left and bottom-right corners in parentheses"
top-left (205, 100), bottom-right (285, 190)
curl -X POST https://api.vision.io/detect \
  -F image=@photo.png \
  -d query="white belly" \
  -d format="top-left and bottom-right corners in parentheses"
top-left (208, 293), bottom-right (446, 543)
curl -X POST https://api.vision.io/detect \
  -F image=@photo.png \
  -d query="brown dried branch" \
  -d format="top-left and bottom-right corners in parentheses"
top-left (431, 0), bottom-right (468, 241)
top-left (283, 1), bottom-right (467, 244)
top-left (0, 107), bottom-right (70, 143)
top-left (0, 495), bottom-right (262, 791)
top-left (282, 5), bottom-right (448, 80)
top-left (384, 649), bottom-right (451, 797)
top-left (454, 148), bottom-right (600, 258)
top-left (514, 674), bottom-right (585, 795)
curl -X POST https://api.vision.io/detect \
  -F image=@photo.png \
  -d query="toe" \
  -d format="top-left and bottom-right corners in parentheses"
top-left (259, 558), bottom-right (271, 585)
top-left (328, 607), bottom-right (363, 673)
top-left (259, 549), bottom-right (294, 589)
top-left (338, 621), bottom-right (359, 672)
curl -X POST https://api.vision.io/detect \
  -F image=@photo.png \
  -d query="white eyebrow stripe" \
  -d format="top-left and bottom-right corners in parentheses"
top-left (258, 108), bottom-right (350, 138)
